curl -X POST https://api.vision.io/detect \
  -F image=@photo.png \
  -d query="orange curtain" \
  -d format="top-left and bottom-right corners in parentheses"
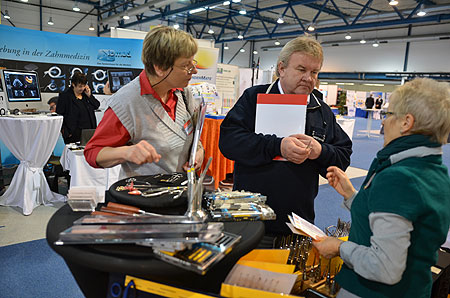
top-left (200, 118), bottom-right (234, 189)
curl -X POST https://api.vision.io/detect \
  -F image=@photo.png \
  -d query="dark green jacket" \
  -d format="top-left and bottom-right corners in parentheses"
top-left (337, 134), bottom-right (450, 298)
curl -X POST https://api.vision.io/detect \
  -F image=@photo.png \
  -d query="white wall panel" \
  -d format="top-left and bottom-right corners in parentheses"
top-left (407, 40), bottom-right (450, 72)
top-left (322, 43), bottom-right (406, 72)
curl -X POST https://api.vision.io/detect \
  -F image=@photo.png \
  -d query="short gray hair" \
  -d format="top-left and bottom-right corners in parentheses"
top-left (390, 78), bottom-right (450, 144)
top-left (142, 25), bottom-right (198, 76)
top-left (276, 35), bottom-right (323, 77)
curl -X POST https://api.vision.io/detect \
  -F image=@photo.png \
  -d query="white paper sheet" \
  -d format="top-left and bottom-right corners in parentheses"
top-left (255, 94), bottom-right (308, 138)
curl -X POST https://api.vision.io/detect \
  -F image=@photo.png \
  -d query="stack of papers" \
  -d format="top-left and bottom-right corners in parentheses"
top-left (67, 186), bottom-right (100, 212)
top-left (222, 249), bottom-right (298, 296)
top-left (287, 212), bottom-right (326, 240)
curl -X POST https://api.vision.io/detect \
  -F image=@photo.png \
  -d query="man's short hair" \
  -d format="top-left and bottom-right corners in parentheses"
top-left (71, 72), bottom-right (88, 86)
top-left (142, 25), bottom-right (198, 76)
top-left (47, 96), bottom-right (58, 105)
top-left (390, 78), bottom-right (450, 144)
top-left (276, 35), bottom-right (323, 77)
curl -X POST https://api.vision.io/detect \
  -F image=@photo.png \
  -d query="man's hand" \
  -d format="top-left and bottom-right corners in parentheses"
top-left (280, 136), bottom-right (311, 164)
top-left (124, 140), bottom-right (161, 165)
top-left (291, 134), bottom-right (322, 159)
top-left (312, 236), bottom-right (343, 259)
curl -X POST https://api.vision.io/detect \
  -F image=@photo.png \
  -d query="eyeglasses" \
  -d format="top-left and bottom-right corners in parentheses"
top-left (380, 111), bottom-right (395, 117)
top-left (176, 60), bottom-right (198, 75)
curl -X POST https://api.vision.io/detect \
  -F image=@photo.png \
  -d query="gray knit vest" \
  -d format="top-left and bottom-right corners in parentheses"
top-left (108, 77), bottom-right (198, 179)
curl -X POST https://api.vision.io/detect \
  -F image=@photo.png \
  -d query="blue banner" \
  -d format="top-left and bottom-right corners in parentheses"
top-left (0, 25), bottom-right (144, 68)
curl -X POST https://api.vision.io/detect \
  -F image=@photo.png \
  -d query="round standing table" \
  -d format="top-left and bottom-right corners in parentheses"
top-left (0, 115), bottom-right (65, 215)
top-left (46, 203), bottom-right (264, 298)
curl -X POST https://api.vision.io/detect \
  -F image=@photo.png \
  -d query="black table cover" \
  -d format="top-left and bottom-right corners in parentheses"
top-left (46, 202), bottom-right (264, 298)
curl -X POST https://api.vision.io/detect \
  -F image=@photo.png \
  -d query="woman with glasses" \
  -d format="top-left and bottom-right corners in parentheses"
top-left (313, 78), bottom-right (450, 297)
top-left (84, 25), bottom-right (204, 178)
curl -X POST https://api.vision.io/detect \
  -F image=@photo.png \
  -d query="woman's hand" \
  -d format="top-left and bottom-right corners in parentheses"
top-left (84, 85), bottom-right (92, 97)
top-left (326, 166), bottom-right (356, 200)
top-left (104, 81), bottom-right (112, 95)
top-left (125, 140), bottom-right (161, 165)
top-left (183, 147), bottom-right (204, 172)
top-left (312, 236), bottom-right (343, 259)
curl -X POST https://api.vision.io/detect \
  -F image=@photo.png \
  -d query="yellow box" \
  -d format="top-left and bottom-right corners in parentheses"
top-left (220, 283), bottom-right (302, 298)
top-left (239, 249), bottom-right (290, 264)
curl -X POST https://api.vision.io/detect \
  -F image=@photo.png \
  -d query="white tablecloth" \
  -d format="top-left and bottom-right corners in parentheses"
top-left (60, 145), bottom-right (120, 193)
top-left (337, 118), bottom-right (356, 141)
top-left (0, 115), bottom-right (65, 215)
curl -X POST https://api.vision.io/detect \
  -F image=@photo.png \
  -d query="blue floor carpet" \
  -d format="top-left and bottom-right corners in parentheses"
top-left (1, 116), bottom-right (449, 297)
top-left (0, 239), bottom-right (83, 298)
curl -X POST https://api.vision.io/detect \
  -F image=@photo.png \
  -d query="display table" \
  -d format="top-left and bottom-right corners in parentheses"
top-left (337, 118), bottom-right (356, 140)
top-left (359, 108), bottom-right (380, 138)
top-left (0, 115), bottom-right (65, 215)
top-left (46, 203), bottom-right (264, 298)
top-left (60, 145), bottom-right (120, 193)
top-left (200, 117), bottom-right (234, 189)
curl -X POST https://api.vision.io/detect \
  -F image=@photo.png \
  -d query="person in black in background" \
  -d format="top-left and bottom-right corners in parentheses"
top-left (364, 94), bottom-right (374, 118)
top-left (365, 94), bottom-right (374, 109)
top-left (375, 95), bottom-right (383, 109)
top-left (219, 36), bottom-right (352, 242)
top-left (56, 72), bottom-right (100, 144)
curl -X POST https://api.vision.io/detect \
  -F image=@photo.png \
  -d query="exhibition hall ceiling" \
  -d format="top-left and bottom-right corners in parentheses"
top-left (85, 0), bottom-right (450, 43)
top-left (2, 0), bottom-right (450, 43)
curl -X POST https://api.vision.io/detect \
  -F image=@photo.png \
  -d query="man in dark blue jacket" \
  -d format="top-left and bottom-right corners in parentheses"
top-left (219, 36), bottom-right (352, 237)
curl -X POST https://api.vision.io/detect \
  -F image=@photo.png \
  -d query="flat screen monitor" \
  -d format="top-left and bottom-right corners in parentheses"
top-left (0, 69), bottom-right (43, 111)
top-left (107, 69), bottom-right (136, 93)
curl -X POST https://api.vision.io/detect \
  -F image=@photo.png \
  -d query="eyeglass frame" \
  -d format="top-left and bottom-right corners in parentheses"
top-left (175, 60), bottom-right (198, 75)
top-left (380, 111), bottom-right (395, 117)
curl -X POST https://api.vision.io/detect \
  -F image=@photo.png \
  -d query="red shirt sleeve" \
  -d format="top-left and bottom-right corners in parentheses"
top-left (84, 108), bottom-right (130, 168)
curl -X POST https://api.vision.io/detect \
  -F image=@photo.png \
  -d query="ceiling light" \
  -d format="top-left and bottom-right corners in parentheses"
top-left (417, 5), bottom-right (426, 16)
top-left (122, 14), bottom-right (130, 20)
top-left (72, 2), bottom-right (80, 12)
top-left (223, 1), bottom-right (231, 5)
top-left (364, 83), bottom-right (385, 86)
top-left (345, 33), bottom-right (352, 40)
top-left (239, 8), bottom-right (247, 15)
top-left (4, 10), bottom-right (11, 19)
top-left (336, 82), bottom-right (355, 85)
top-left (389, 0), bottom-right (398, 6)
top-left (20, 0), bottom-right (29, 2)
top-left (360, 39), bottom-right (366, 44)
top-left (373, 41), bottom-right (380, 47)
top-left (417, 10), bottom-right (426, 16)
top-left (189, 7), bottom-right (206, 14)
top-left (253, 50), bottom-right (258, 55)
top-left (232, 0), bottom-right (241, 3)
top-left (240, 48), bottom-right (245, 53)
top-left (47, 17), bottom-right (54, 25)
top-left (89, 23), bottom-right (95, 31)
top-left (208, 27), bottom-right (214, 34)
top-left (277, 17), bottom-right (284, 24)
top-left (173, 23), bottom-right (180, 29)
top-left (274, 40), bottom-right (280, 46)
top-left (238, 33), bottom-right (244, 39)
top-left (307, 24), bottom-right (315, 32)
top-left (224, 43), bottom-right (229, 50)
